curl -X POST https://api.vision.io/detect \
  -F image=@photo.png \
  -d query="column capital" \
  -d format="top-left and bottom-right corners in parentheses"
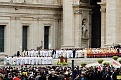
top-left (100, 8), bottom-right (106, 12)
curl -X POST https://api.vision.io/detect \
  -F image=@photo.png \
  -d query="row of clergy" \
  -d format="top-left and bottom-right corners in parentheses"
top-left (4, 56), bottom-right (53, 66)
top-left (21, 48), bottom-right (120, 58)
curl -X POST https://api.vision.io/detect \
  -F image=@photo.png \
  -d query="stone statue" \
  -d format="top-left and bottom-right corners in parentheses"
top-left (82, 18), bottom-right (88, 38)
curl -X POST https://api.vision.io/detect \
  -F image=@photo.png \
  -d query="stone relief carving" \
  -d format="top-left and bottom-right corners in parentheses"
top-left (82, 18), bottom-right (88, 38)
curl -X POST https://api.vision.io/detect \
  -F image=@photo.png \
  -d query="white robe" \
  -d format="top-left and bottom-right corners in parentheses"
top-left (46, 57), bottom-right (49, 65)
top-left (39, 57), bottom-right (42, 64)
top-left (4, 57), bottom-right (7, 65)
top-left (40, 50), bottom-right (43, 56)
top-left (16, 57), bottom-right (20, 65)
top-left (8, 57), bottom-right (12, 65)
top-left (48, 57), bottom-right (52, 64)
top-left (25, 57), bottom-right (29, 64)
top-left (41, 57), bottom-right (45, 64)
top-left (13, 57), bottom-right (16, 65)
top-left (31, 57), bottom-right (35, 65)
top-left (35, 57), bottom-right (39, 65)
top-left (48, 50), bottom-right (52, 57)
top-left (29, 57), bottom-right (32, 65)
top-left (67, 50), bottom-right (70, 58)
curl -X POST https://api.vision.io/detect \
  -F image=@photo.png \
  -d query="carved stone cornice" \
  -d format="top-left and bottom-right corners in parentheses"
top-left (0, 2), bottom-right (62, 9)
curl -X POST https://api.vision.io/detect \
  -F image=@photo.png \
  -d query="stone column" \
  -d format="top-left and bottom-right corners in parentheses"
top-left (33, 17), bottom-right (39, 49)
top-left (38, 18), bottom-right (43, 49)
top-left (98, 2), bottom-right (106, 47)
top-left (101, 8), bottom-right (106, 47)
top-left (74, 10), bottom-right (82, 48)
top-left (115, 0), bottom-right (121, 45)
top-left (15, 17), bottom-right (22, 53)
top-left (63, 0), bottom-right (74, 48)
top-left (10, 17), bottom-right (16, 55)
top-left (105, 0), bottom-right (117, 47)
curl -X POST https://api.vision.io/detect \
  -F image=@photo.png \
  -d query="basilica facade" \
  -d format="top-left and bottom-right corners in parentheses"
top-left (0, 0), bottom-right (119, 55)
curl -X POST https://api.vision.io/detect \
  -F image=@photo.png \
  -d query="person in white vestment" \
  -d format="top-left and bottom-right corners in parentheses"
top-left (25, 56), bottom-right (29, 65)
top-left (19, 56), bottom-right (23, 65)
top-left (41, 56), bottom-right (45, 65)
top-left (22, 50), bottom-right (26, 57)
top-left (39, 56), bottom-right (42, 65)
top-left (46, 56), bottom-right (49, 65)
top-left (66, 50), bottom-right (70, 58)
top-left (4, 56), bottom-right (7, 65)
top-left (29, 56), bottom-right (32, 65)
top-left (34, 50), bottom-right (38, 57)
top-left (56, 50), bottom-right (59, 58)
top-left (8, 56), bottom-right (12, 65)
top-left (16, 56), bottom-right (20, 65)
top-left (40, 50), bottom-right (43, 57)
top-left (31, 56), bottom-right (35, 65)
top-left (48, 56), bottom-right (52, 65)
top-left (31, 49), bottom-right (34, 57)
top-left (48, 50), bottom-right (52, 57)
top-left (63, 49), bottom-right (67, 58)
top-left (35, 56), bottom-right (39, 65)
top-left (75, 50), bottom-right (78, 58)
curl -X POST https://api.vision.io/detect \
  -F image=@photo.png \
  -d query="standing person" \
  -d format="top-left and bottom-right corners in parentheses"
top-left (13, 73), bottom-right (20, 80)
top-left (17, 51), bottom-right (20, 57)
top-left (73, 49), bottom-right (76, 58)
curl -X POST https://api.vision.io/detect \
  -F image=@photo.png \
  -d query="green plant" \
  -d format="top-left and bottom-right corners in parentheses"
top-left (62, 62), bottom-right (68, 65)
top-left (57, 61), bottom-right (62, 65)
top-left (103, 62), bottom-right (110, 66)
top-left (119, 59), bottom-right (121, 64)
top-left (98, 59), bottom-right (103, 63)
top-left (112, 56), bottom-right (118, 60)
top-left (81, 62), bottom-right (87, 67)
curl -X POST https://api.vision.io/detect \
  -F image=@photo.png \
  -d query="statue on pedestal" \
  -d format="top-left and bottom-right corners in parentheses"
top-left (82, 18), bottom-right (88, 38)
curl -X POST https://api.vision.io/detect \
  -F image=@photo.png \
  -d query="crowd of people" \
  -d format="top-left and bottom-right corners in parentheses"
top-left (0, 65), bottom-right (120, 80)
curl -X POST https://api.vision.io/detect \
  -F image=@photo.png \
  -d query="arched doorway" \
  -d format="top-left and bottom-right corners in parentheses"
top-left (90, 0), bottom-right (101, 48)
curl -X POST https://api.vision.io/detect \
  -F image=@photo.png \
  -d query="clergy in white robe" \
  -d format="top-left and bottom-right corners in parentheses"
top-left (39, 56), bottom-right (42, 65)
top-left (13, 56), bottom-right (16, 65)
top-left (29, 57), bottom-right (32, 65)
top-left (66, 50), bottom-right (70, 58)
top-left (48, 56), bottom-right (52, 64)
top-left (75, 50), bottom-right (79, 58)
top-left (31, 50), bottom-right (34, 57)
top-left (4, 56), bottom-right (7, 65)
top-left (8, 56), bottom-right (12, 65)
top-left (35, 56), bottom-right (39, 65)
top-left (20, 57), bottom-right (23, 65)
top-left (16, 57), bottom-right (20, 65)
top-left (25, 57), bottom-right (29, 65)
top-left (46, 56), bottom-right (49, 65)
top-left (41, 56), bottom-right (45, 65)
top-left (63, 50), bottom-right (67, 58)
top-left (40, 50), bottom-right (43, 56)
top-left (48, 50), bottom-right (52, 57)
top-left (31, 57), bottom-right (35, 65)
top-left (56, 50), bottom-right (59, 58)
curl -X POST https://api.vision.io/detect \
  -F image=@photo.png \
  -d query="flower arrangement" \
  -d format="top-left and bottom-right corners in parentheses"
top-left (97, 59), bottom-right (103, 64)
top-left (119, 59), bottom-right (121, 64)
top-left (112, 56), bottom-right (118, 60)
top-left (103, 62), bottom-right (110, 66)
